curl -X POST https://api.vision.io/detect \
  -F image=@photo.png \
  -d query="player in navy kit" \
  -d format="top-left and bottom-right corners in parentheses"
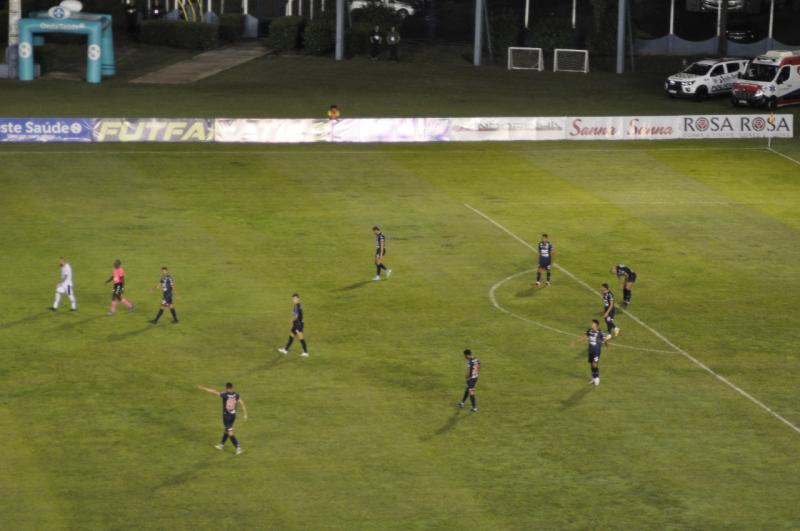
top-left (150, 267), bottom-right (178, 324)
top-left (458, 349), bottom-right (480, 412)
top-left (601, 283), bottom-right (620, 337)
top-left (278, 293), bottom-right (309, 357)
top-left (573, 319), bottom-right (608, 386)
top-left (535, 234), bottom-right (553, 286)
top-left (373, 226), bottom-right (392, 281)
top-left (611, 264), bottom-right (637, 306)
top-left (198, 382), bottom-right (248, 455)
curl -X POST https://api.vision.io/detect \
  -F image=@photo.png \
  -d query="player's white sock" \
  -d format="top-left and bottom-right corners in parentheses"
top-left (53, 293), bottom-right (61, 309)
top-left (68, 294), bottom-right (77, 310)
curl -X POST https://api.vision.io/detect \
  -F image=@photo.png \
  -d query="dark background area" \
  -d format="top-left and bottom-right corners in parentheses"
top-left (0, 0), bottom-right (797, 61)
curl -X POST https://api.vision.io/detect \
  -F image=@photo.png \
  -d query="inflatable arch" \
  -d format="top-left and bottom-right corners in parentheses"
top-left (18, 2), bottom-right (115, 84)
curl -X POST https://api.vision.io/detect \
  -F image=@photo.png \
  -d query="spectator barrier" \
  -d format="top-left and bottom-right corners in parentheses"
top-left (0, 115), bottom-right (792, 143)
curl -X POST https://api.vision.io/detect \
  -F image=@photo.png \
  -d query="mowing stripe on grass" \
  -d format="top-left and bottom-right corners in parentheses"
top-left (489, 269), bottom-right (675, 354)
top-left (466, 203), bottom-right (800, 436)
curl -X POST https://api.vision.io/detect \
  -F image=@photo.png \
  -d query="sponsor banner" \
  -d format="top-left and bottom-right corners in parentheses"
top-left (566, 116), bottom-right (626, 140)
top-left (679, 114), bottom-right (792, 139)
top-left (215, 118), bottom-right (452, 143)
top-left (215, 119), bottom-right (328, 143)
top-left (0, 115), bottom-right (787, 143)
top-left (332, 118), bottom-right (451, 142)
top-left (566, 114), bottom-right (792, 140)
top-left (94, 119), bottom-right (213, 142)
top-left (218, 115), bottom-right (793, 142)
top-left (0, 118), bottom-right (94, 142)
top-left (623, 116), bottom-right (681, 140)
top-left (449, 117), bottom-right (566, 141)
top-left (215, 117), bottom-right (567, 143)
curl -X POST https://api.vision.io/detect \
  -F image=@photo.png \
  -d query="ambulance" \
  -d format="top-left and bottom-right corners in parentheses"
top-left (731, 50), bottom-right (800, 109)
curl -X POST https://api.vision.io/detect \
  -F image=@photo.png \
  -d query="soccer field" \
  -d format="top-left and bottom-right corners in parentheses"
top-left (1, 139), bottom-right (799, 530)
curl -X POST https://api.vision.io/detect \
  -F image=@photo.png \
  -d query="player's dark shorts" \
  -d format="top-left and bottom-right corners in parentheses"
top-left (588, 350), bottom-right (601, 363)
top-left (627, 272), bottom-right (637, 283)
top-left (538, 257), bottom-right (551, 269)
top-left (112, 283), bottom-right (124, 300)
top-left (291, 320), bottom-right (304, 334)
top-left (375, 249), bottom-right (386, 259)
top-left (605, 308), bottom-right (616, 320)
top-left (466, 377), bottom-right (478, 389)
top-left (223, 413), bottom-right (236, 431)
top-left (161, 292), bottom-right (173, 306)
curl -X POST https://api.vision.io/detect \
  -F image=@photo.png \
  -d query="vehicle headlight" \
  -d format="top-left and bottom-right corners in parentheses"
top-left (681, 81), bottom-right (694, 87)
top-left (755, 89), bottom-right (764, 98)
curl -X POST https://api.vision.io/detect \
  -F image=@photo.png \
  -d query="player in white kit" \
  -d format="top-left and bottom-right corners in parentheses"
top-left (51, 257), bottom-right (77, 311)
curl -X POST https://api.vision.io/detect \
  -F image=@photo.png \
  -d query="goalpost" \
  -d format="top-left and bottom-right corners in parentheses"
top-left (507, 47), bottom-right (544, 71)
top-left (553, 48), bottom-right (589, 73)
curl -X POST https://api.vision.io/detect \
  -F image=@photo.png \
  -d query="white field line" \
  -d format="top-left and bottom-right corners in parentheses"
top-left (466, 203), bottom-right (800, 435)
top-left (767, 146), bottom-right (800, 167)
top-left (0, 146), bottom-right (770, 156)
top-left (490, 269), bottom-right (674, 354)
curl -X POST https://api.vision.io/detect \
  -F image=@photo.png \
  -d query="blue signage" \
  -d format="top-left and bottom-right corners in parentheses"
top-left (0, 118), bottom-right (95, 142)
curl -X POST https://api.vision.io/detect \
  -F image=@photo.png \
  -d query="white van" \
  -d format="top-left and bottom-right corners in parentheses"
top-left (732, 50), bottom-right (800, 109)
top-left (665, 58), bottom-right (748, 101)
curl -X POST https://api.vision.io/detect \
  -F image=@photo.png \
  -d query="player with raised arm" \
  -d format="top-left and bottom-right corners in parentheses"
top-left (601, 283), bottom-right (619, 337)
top-left (198, 383), bottom-right (248, 455)
top-left (573, 319), bottom-right (609, 386)
top-left (611, 264), bottom-right (637, 306)
top-left (104, 259), bottom-right (134, 315)
top-left (535, 233), bottom-right (553, 287)
top-left (458, 349), bottom-right (480, 412)
top-left (51, 256), bottom-right (77, 311)
top-left (277, 293), bottom-right (309, 357)
top-left (373, 226), bottom-right (392, 281)
top-left (150, 267), bottom-right (178, 324)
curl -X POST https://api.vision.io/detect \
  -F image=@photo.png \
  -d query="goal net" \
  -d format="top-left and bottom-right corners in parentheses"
top-left (553, 49), bottom-right (589, 73)
top-left (507, 47), bottom-right (544, 71)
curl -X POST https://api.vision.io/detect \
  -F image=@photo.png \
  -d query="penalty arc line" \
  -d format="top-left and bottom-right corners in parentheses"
top-left (465, 203), bottom-right (800, 436)
top-left (489, 269), bottom-right (674, 354)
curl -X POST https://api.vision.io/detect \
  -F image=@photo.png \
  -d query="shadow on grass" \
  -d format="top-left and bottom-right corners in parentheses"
top-left (56, 314), bottom-right (106, 331)
top-left (515, 287), bottom-right (537, 297)
top-left (337, 280), bottom-right (372, 291)
top-left (560, 385), bottom-right (592, 409)
top-left (0, 313), bottom-right (48, 331)
top-left (108, 325), bottom-right (156, 342)
top-left (247, 352), bottom-right (302, 374)
top-left (156, 456), bottom-right (216, 490)
top-left (266, 352), bottom-right (297, 368)
top-left (421, 410), bottom-right (463, 441)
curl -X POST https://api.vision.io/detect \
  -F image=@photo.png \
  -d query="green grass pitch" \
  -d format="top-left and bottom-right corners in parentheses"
top-left (1, 139), bottom-right (799, 530)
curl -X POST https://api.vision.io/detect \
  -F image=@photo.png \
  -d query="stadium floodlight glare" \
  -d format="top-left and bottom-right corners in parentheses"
top-left (507, 47), bottom-right (544, 71)
top-left (554, 48), bottom-right (589, 73)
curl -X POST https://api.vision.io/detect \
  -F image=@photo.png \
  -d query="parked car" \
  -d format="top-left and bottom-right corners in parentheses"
top-left (700, 0), bottom-right (746, 11)
top-left (732, 50), bottom-right (800, 109)
top-left (665, 58), bottom-right (748, 101)
top-left (349, 0), bottom-right (416, 18)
